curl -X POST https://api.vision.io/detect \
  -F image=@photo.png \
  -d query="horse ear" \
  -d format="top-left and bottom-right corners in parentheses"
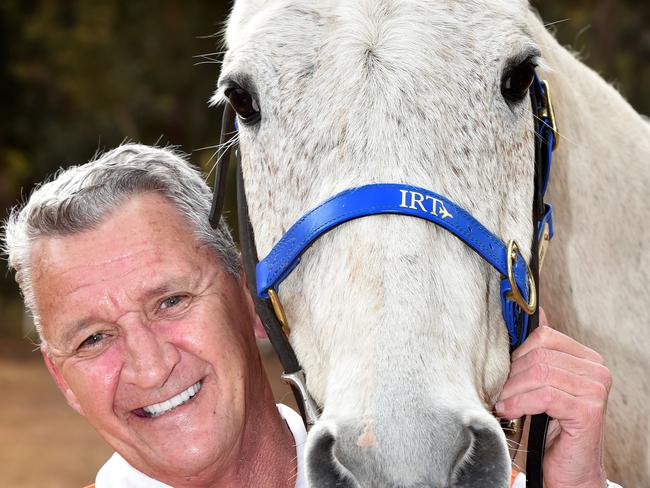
top-left (41, 347), bottom-right (84, 416)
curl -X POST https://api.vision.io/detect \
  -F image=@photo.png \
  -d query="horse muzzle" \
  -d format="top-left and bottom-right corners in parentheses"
top-left (305, 410), bottom-right (511, 488)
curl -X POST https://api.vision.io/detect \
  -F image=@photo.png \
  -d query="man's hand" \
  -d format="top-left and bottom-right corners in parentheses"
top-left (495, 309), bottom-right (612, 488)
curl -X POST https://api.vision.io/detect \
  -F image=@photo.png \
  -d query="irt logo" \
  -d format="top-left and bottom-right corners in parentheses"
top-left (398, 189), bottom-right (453, 219)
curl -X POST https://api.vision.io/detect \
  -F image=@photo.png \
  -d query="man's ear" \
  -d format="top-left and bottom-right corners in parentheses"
top-left (239, 263), bottom-right (267, 339)
top-left (41, 346), bottom-right (84, 416)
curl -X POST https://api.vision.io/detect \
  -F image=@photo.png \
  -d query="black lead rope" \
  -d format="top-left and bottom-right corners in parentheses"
top-left (524, 80), bottom-right (552, 488)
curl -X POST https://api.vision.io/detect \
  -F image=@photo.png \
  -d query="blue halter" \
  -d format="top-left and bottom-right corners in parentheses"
top-left (254, 75), bottom-right (555, 349)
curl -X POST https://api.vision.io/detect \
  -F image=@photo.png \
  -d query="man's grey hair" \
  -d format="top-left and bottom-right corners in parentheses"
top-left (2, 143), bottom-right (240, 338)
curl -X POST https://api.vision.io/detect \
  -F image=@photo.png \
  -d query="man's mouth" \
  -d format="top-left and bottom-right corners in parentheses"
top-left (134, 381), bottom-right (202, 418)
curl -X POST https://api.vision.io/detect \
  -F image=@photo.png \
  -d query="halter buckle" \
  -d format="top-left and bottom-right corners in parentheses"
top-left (539, 80), bottom-right (559, 150)
top-left (505, 240), bottom-right (537, 315)
top-left (268, 289), bottom-right (291, 336)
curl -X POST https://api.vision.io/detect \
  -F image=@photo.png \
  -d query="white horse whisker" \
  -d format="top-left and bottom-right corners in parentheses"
top-left (202, 133), bottom-right (240, 183)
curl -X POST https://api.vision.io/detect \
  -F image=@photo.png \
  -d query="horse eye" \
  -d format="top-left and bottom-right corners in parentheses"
top-left (501, 60), bottom-right (537, 103)
top-left (224, 85), bottom-right (261, 124)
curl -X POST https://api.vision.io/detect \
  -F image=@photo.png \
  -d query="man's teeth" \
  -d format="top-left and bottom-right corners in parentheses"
top-left (142, 382), bottom-right (201, 417)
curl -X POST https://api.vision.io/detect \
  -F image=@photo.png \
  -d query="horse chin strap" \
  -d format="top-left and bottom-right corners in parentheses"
top-left (210, 75), bottom-right (558, 487)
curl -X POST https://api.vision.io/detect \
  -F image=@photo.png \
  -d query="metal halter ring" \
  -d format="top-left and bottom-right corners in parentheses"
top-left (505, 240), bottom-right (537, 315)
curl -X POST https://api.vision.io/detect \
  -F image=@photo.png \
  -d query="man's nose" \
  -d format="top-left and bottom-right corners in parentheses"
top-left (120, 321), bottom-right (180, 389)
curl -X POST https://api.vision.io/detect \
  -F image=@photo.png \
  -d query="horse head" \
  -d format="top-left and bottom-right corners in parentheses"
top-left (216, 1), bottom-right (549, 485)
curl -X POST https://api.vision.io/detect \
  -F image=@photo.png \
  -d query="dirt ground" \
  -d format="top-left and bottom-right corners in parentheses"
top-left (0, 337), bottom-right (295, 487)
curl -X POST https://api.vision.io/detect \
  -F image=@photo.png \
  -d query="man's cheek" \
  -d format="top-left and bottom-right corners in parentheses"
top-left (64, 348), bottom-right (123, 411)
top-left (165, 318), bottom-right (212, 353)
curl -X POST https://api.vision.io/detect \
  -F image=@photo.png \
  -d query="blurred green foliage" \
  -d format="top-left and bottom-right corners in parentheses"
top-left (1, 1), bottom-right (648, 333)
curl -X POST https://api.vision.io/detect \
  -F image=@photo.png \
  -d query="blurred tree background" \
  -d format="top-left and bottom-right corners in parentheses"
top-left (1, 0), bottom-right (649, 338)
top-left (0, 1), bottom-right (233, 337)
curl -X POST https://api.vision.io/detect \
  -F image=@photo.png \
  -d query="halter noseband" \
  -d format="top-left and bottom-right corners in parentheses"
top-left (255, 183), bottom-right (538, 346)
top-left (210, 74), bottom-right (558, 488)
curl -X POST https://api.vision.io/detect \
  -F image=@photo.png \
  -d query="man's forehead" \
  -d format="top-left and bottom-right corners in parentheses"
top-left (32, 232), bottom-right (168, 295)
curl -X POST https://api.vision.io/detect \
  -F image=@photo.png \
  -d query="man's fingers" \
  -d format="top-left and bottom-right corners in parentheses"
top-left (508, 348), bottom-right (613, 392)
top-left (499, 362), bottom-right (609, 402)
top-left (511, 324), bottom-right (604, 364)
top-left (495, 385), bottom-right (606, 427)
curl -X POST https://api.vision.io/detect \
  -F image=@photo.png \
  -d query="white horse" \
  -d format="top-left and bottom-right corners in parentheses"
top-left (214, 1), bottom-right (650, 486)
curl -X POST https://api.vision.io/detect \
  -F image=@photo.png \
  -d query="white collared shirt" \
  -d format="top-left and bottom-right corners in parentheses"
top-left (95, 404), bottom-right (307, 488)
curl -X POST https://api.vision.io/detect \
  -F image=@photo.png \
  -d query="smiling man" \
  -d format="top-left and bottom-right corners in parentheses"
top-left (3, 144), bottom-right (305, 488)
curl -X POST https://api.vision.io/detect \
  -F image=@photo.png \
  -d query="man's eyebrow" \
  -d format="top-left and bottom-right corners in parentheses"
top-left (140, 283), bottom-right (176, 302)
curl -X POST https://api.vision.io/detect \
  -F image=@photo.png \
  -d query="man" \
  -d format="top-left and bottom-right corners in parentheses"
top-left (3, 144), bottom-right (619, 487)
top-left (3, 144), bottom-right (305, 487)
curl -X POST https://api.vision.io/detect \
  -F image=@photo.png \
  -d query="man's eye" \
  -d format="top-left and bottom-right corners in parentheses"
top-left (159, 295), bottom-right (188, 311)
top-left (78, 333), bottom-right (107, 350)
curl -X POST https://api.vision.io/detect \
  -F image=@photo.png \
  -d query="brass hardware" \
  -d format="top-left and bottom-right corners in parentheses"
top-left (268, 289), bottom-right (291, 336)
top-left (500, 417), bottom-right (522, 435)
top-left (508, 418), bottom-right (520, 433)
top-left (538, 222), bottom-right (551, 271)
top-left (540, 80), bottom-right (559, 150)
top-left (505, 240), bottom-right (537, 315)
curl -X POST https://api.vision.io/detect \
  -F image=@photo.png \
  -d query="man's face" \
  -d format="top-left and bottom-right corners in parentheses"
top-left (31, 193), bottom-right (258, 480)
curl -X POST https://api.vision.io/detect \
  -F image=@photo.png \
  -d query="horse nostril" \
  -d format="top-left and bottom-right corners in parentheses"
top-left (452, 426), bottom-right (510, 488)
top-left (306, 428), bottom-right (358, 488)
top-left (450, 426), bottom-right (474, 476)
